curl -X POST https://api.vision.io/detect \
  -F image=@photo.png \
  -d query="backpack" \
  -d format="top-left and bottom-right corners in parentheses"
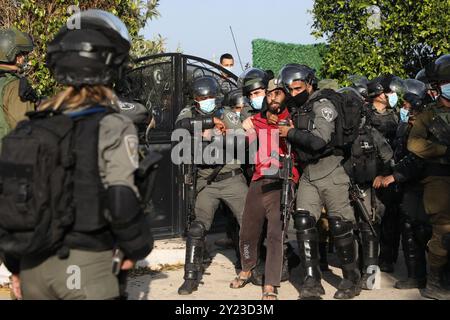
top-left (0, 109), bottom-right (75, 258)
top-left (308, 88), bottom-right (363, 155)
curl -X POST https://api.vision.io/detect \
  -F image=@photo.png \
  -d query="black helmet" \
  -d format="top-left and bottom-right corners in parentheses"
top-left (192, 75), bottom-right (220, 98)
top-left (226, 88), bottom-right (248, 107)
top-left (46, 9), bottom-right (131, 86)
top-left (238, 68), bottom-right (269, 95)
top-left (349, 75), bottom-right (369, 99)
top-left (367, 77), bottom-right (385, 98)
top-left (279, 64), bottom-right (315, 89)
top-left (425, 54), bottom-right (450, 84)
top-left (402, 79), bottom-right (427, 111)
top-left (415, 68), bottom-right (429, 83)
top-left (379, 74), bottom-right (403, 93)
top-left (337, 86), bottom-right (365, 102)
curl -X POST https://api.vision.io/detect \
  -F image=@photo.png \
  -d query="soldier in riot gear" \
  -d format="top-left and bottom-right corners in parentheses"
top-left (340, 87), bottom-right (394, 290)
top-left (0, 28), bottom-right (37, 145)
top-left (367, 76), bottom-right (401, 273)
top-left (349, 75), bottom-right (369, 103)
top-left (1, 10), bottom-right (154, 300)
top-left (408, 54), bottom-right (450, 299)
top-left (367, 76), bottom-right (400, 144)
top-left (238, 68), bottom-right (270, 122)
top-left (278, 64), bottom-right (361, 300)
top-left (213, 89), bottom-right (248, 259)
top-left (175, 75), bottom-right (249, 295)
top-left (381, 79), bottom-right (431, 290)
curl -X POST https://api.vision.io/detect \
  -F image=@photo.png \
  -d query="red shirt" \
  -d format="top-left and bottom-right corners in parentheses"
top-left (248, 108), bottom-right (300, 183)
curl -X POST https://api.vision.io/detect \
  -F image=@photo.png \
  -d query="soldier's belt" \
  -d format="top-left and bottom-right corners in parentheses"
top-left (213, 168), bottom-right (243, 182)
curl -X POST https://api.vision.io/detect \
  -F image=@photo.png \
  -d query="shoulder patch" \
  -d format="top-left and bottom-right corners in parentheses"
top-left (124, 134), bottom-right (139, 169)
top-left (226, 112), bottom-right (240, 125)
top-left (179, 107), bottom-right (191, 116)
top-left (321, 107), bottom-right (335, 122)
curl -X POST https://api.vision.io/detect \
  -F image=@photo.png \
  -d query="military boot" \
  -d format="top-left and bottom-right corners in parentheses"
top-left (293, 211), bottom-right (325, 300)
top-left (395, 221), bottom-right (427, 289)
top-left (330, 218), bottom-right (361, 300)
top-left (421, 267), bottom-right (450, 300)
top-left (178, 221), bottom-right (206, 295)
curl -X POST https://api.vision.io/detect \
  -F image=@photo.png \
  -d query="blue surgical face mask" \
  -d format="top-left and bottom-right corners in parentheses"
top-left (235, 111), bottom-right (241, 117)
top-left (251, 96), bottom-right (264, 110)
top-left (198, 98), bottom-right (216, 113)
top-left (440, 83), bottom-right (450, 100)
top-left (399, 107), bottom-right (410, 123)
top-left (387, 92), bottom-right (398, 108)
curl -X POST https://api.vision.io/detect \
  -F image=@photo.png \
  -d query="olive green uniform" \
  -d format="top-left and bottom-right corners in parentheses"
top-left (407, 104), bottom-right (450, 269)
top-left (0, 69), bottom-right (35, 139)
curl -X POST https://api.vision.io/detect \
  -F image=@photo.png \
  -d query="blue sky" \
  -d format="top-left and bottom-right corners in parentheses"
top-left (143, 0), bottom-right (324, 72)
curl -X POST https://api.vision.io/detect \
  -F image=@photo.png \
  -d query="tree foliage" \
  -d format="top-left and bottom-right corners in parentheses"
top-left (311, 0), bottom-right (450, 83)
top-left (0, 0), bottom-right (165, 96)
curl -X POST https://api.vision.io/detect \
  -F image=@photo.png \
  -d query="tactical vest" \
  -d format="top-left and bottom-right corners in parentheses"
top-left (69, 108), bottom-right (113, 233)
top-left (291, 101), bottom-right (335, 163)
top-left (368, 108), bottom-right (398, 145)
top-left (428, 107), bottom-right (450, 166)
top-left (344, 125), bottom-right (378, 184)
top-left (393, 122), bottom-right (411, 163)
top-left (0, 72), bottom-right (19, 141)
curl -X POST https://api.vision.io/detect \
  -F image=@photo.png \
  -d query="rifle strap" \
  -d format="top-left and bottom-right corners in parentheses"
top-left (370, 186), bottom-right (377, 220)
top-left (206, 164), bottom-right (225, 185)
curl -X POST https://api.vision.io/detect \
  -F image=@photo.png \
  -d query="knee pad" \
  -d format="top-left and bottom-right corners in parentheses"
top-left (442, 232), bottom-right (450, 252)
top-left (292, 210), bottom-right (316, 232)
top-left (188, 221), bottom-right (206, 239)
top-left (329, 217), bottom-right (354, 238)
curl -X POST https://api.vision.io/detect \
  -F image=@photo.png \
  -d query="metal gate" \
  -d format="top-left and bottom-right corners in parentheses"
top-left (117, 53), bottom-right (238, 239)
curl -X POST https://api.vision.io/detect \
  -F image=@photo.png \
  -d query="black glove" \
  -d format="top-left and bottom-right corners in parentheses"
top-left (19, 77), bottom-right (39, 104)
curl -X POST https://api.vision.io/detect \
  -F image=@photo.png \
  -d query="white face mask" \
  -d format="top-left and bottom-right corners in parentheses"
top-left (224, 66), bottom-right (234, 73)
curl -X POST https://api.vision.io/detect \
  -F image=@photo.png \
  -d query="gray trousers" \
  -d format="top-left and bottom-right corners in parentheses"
top-left (20, 249), bottom-right (119, 300)
top-left (296, 165), bottom-right (355, 223)
top-left (194, 174), bottom-right (248, 230)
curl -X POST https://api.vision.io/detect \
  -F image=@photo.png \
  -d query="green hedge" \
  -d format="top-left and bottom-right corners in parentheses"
top-left (252, 39), bottom-right (328, 76)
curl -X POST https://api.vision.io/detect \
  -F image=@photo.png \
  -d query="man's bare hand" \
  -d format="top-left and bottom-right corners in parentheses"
top-left (121, 259), bottom-right (135, 271)
top-left (266, 112), bottom-right (278, 125)
top-left (213, 117), bottom-right (226, 134)
top-left (279, 125), bottom-right (292, 138)
top-left (381, 175), bottom-right (396, 188)
top-left (242, 116), bottom-right (254, 131)
top-left (372, 176), bottom-right (384, 189)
